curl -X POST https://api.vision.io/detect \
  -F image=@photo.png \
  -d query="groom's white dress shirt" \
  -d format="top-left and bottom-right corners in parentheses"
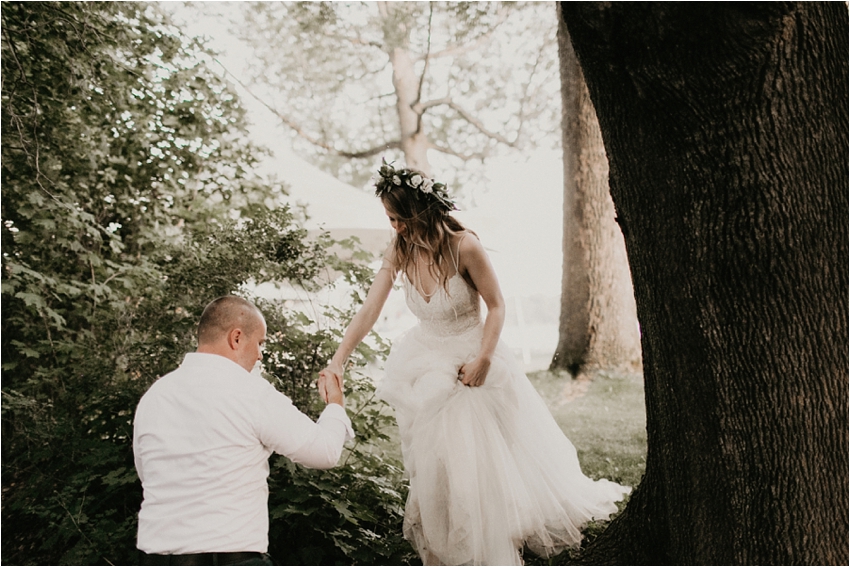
top-left (133, 352), bottom-right (354, 555)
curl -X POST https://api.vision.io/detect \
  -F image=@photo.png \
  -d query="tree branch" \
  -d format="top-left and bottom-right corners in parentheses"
top-left (325, 29), bottom-right (384, 51)
top-left (334, 140), bottom-right (403, 159)
top-left (349, 57), bottom-right (391, 82)
top-left (2, 19), bottom-right (59, 200)
top-left (428, 141), bottom-right (488, 161)
top-left (414, 97), bottom-right (518, 147)
top-left (212, 57), bottom-right (400, 159)
top-left (412, 3), bottom-right (434, 137)
top-left (512, 31), bottom-right (550, 144)
top-left (413, 2), bottom-right (434, 110)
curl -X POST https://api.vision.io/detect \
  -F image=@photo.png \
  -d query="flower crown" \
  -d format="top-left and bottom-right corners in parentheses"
top-left (374, 159), bottom-right (457, 213)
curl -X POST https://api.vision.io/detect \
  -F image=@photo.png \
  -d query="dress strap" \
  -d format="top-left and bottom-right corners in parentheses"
top-left (449, 233), bottom-right (466, 273)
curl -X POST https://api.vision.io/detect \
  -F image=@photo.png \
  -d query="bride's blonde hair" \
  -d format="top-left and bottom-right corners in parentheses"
top-left (375, 164), bottom-right (469, 292)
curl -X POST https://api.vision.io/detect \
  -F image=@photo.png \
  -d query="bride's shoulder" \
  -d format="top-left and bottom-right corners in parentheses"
top-left (456, 229), bottom-right (481, 245)
top-left (455, 230), bottom-right (486, 259)
top-left (381, 244), bottom-right (401, 273)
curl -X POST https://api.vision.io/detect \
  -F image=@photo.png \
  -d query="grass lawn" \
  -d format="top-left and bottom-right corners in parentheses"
top-left (526, 368), bottom-right (647, 490)
top-left (523, 368), bottom-right (647, 564)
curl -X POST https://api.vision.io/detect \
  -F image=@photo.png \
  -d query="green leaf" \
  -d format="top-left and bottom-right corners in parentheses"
top-left (11, 340), bottom-right (41, 359)
top-left (14, 291), bottom-right (46, 309)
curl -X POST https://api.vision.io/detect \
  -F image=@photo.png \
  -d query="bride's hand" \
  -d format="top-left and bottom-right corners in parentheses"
top-left (458, 357), bottom-right (490, 387)
top-left (318, 366), bottom-right (344, 405)
top-left (318, 362), bottom-right (343, 401)
top-left (324, 360), bottom-right (344, 379)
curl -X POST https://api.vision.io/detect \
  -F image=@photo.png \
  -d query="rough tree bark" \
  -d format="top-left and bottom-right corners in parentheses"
top-left (560, 2), bottom-right (848, 564)
top-left (551, 5), bottom-right (642, 375)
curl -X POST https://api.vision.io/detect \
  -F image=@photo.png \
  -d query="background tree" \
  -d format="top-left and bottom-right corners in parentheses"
top-left (559, 2), bottom-right (848, 564)
top-left (229, 1), bottom-right (558, 189)
top-left (2, 3), bottom-right (412, 564)
top-left (551, 6), bottom-right (641, 376)
top-left (214, 1), bottom-right (641, 383)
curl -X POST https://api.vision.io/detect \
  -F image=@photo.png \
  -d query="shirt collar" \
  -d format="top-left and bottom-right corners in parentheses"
top-left (181, 352), bottom-right (250, 375)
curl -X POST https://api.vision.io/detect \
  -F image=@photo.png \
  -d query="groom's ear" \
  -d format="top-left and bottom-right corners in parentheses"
top-left (227, 328), bottom-right (243, 351)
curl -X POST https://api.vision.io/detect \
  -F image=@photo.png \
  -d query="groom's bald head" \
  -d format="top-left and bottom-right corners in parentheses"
top-left (197, 296), bottom-right (263, 346)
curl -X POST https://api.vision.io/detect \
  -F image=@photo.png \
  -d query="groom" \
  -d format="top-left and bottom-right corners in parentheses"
top-left (133, 296), bottom-right (353, 566)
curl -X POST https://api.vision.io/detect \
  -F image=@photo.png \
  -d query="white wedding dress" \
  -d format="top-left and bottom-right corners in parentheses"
top-left (375, 242), bottom-right (631, 566)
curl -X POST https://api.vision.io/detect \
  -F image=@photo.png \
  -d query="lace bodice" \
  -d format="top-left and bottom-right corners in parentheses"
top-left (403, 273), bottom-right (482, 337)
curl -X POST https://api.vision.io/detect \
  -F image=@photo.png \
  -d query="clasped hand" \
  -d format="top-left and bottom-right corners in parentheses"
top-left (458, 357), bottom-right (490, 387)
top-left (318, 364), bottom-right (345, 406)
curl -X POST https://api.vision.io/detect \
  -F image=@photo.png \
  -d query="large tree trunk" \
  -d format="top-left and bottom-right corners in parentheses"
top-left (560, 2), bottom-right (848, 564)
top-left (551, 6), bottom-right (641, 375)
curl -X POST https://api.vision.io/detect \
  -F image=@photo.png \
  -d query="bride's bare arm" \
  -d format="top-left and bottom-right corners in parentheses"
top-left (318, 250), bottom-right (398, 400)
top-left (458, 234), bottom-right (506, 387)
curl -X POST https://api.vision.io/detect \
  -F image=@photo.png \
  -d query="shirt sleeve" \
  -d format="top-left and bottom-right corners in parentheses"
top-left (133, 418), bottom-right (145, 484)
top-left (255, 382), bottom-right (355, 470)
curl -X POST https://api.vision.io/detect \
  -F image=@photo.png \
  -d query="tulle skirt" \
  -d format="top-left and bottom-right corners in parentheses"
top-left (376, 323), bottom-right (631, 566)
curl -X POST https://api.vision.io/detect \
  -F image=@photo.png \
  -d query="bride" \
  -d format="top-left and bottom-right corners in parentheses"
top-left (319, 161), bottom-right (630, 565)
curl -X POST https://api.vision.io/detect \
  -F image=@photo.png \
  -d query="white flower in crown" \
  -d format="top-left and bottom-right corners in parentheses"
top-left (392, 175), bottom-right (402, 185)
top-left (409, 174), bottom-right (423, 188)
top-left (420, 178), bottom-right (434, 194)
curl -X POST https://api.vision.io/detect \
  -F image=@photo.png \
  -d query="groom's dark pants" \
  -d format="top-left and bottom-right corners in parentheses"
top-left (141, 551), bottom-right (274, 566)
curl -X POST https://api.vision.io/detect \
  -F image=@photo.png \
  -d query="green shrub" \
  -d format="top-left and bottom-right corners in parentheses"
top-left (3, 206), bottom-right (416, 565)
top-left (1, 3), bottom-right (413, 564)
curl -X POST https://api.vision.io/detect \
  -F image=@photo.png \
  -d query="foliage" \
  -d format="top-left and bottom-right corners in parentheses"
top-left (2, 0), bottom-right (269, 386)
top-left (261, 297), bottom-right (415, 565)
top-left (266, 362), bottom-right (416, 566)
top-left (222, 1), bottom-right (559, 190)
top-left (2, 3), bottom-right (412, 565)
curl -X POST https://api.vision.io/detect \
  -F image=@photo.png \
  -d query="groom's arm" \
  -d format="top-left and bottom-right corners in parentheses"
top-left (257, 383), bottom-right (354, 470)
